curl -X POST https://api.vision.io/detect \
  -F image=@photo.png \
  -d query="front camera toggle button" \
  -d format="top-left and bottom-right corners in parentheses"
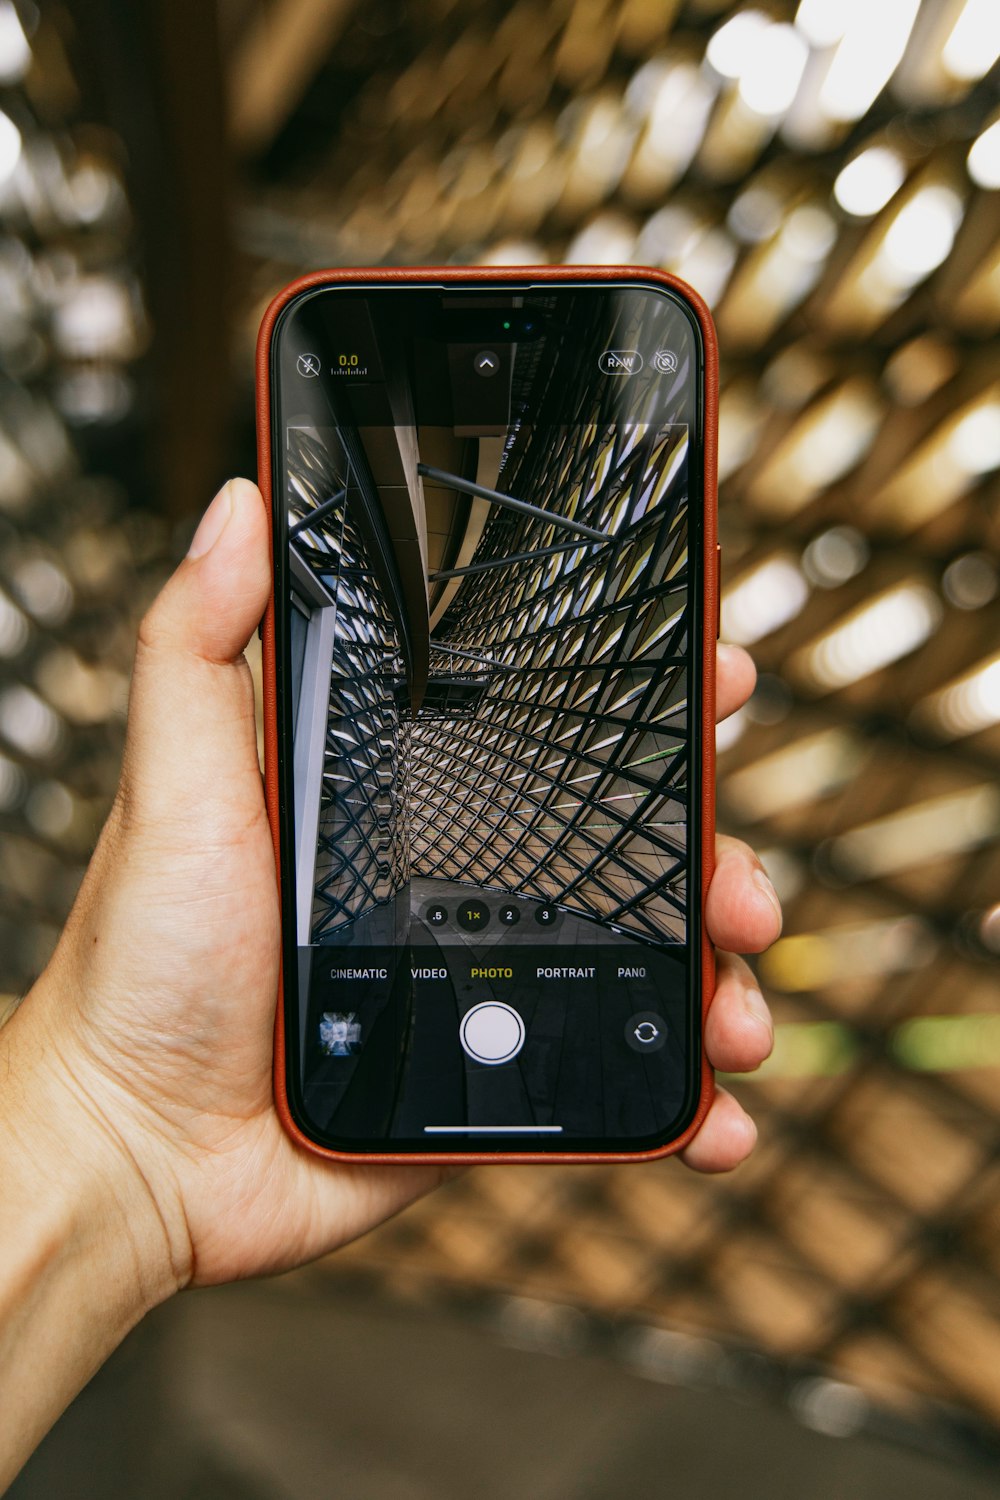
top-left (625, 1011), bottom-right (668, 1053)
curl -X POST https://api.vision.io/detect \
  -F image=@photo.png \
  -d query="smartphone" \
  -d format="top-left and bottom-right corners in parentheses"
top-left (257, 266), bottom-right (718, 1163)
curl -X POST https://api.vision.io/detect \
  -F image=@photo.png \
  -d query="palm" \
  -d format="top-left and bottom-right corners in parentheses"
top-left (58, 643), bottom-right (444, 1286)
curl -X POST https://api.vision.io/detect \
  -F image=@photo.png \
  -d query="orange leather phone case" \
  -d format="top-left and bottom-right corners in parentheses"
top-left (256, 265), bottom-right (719, 1163)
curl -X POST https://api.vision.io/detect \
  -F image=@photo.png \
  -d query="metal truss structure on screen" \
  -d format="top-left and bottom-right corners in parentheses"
top-left (286, 428), bottom-right (410, 941)
top-left (409, 417), bottom-right (691, 944)
top-left (288, 381), bottom-right (693, 948)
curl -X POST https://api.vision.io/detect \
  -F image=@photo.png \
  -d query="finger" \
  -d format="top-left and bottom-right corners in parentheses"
top-left (679, 1087), bottom-right (757, 1173)
top-left (716, 642), bottom-right (756, 723)
top-left (142, 477), bottom-right (270, 665)
top-left (706, 834), bottom-right (783, 954)
top-left (122, 478), bottom-right (271, 822)
top-left (704, 951), bottom-right (773, 1073)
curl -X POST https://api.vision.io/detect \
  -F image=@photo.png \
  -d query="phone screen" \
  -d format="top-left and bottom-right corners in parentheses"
top-left (271, 279), bottom-right (705, 1153)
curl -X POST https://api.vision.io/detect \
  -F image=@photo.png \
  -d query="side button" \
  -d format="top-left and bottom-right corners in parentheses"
top-left (715, 544), bottom-right (721, 639)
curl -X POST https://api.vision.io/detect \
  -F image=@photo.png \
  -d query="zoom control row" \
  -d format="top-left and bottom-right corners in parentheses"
top-left (424, 899), bottom-right (559, 933)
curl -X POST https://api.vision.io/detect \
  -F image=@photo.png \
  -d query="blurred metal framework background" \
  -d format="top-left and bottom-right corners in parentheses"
top-left (0, 0), bottom-right (998, 1450)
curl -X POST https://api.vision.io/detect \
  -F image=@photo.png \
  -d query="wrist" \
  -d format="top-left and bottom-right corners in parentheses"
top-left (0, 988), bottom-right (188, 1490)
top-left (0, 981), bottom-right (188, 1321)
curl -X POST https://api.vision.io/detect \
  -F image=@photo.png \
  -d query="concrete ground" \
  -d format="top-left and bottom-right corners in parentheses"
top-left (9, 1280), bottom-right (998, 1500)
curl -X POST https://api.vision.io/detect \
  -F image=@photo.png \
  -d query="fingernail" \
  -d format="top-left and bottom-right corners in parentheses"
top-left (743, 985), bottom-right (773, 1040)
top-left (752, 865), bottom-right (783, 931)
top-left (187, 481), bottom-right (235, 559)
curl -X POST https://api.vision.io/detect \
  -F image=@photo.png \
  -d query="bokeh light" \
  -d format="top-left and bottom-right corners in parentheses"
top-left (0, 0), bottom-right (998, 1471)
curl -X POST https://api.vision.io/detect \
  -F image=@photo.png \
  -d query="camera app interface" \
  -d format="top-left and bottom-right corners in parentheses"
top-left (275, 283), bottom-right (702, 1149)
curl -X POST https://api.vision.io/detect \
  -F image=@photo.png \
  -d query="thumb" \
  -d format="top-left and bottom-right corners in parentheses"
top-left (149, 476), bottom-right (270, 663)
top-left (120, 477), bottom-right (271, 824)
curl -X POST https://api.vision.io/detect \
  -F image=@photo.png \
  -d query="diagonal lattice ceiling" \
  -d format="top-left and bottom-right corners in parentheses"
top-left (231, 0), bottom-right (1000, 1432)
top-left (1, 0), bottom-right (997, 1446)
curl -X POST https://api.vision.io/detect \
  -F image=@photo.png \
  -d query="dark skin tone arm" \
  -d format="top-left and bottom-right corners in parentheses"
top-left (0, 478), bottom-right (780, 1491)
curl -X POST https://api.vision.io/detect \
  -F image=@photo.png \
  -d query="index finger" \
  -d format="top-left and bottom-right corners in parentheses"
top-left (716, 642), bottom-right (756, 723)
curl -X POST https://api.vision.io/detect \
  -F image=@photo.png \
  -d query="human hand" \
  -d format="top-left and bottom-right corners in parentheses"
top-left (680, 644), bottom-right (780, 1173)
top-left (6, 478), bottom-right (778, 1308)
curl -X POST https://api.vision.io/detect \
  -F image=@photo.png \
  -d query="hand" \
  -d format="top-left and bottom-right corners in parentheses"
top-left (680, 644), bottom-right (780, 1173)
top-left (8, 478), bottom-right (778, 1305)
